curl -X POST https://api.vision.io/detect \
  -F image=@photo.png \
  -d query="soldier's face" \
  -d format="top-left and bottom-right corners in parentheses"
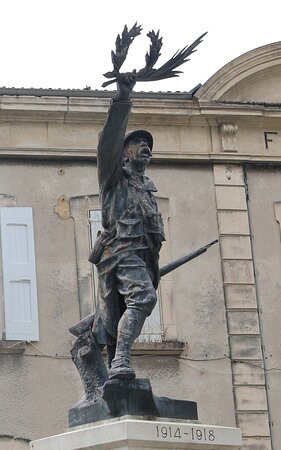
top-left (124, 138), bottom-right (152, 167)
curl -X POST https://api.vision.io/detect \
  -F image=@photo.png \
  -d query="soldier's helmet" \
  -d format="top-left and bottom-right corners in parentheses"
top-left (123, 130), bottom-right (153, 150)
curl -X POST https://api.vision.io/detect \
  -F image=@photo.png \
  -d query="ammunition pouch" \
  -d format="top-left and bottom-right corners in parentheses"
top-left (116, 218), bottom-right (143, 239)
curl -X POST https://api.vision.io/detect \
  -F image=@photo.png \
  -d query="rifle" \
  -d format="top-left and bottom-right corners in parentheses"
top-left (69, 239), bottom-right (218, 337)
top-left (160, 239), bottom-right (218, 277)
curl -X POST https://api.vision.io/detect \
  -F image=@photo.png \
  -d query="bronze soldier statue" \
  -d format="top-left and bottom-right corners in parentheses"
top-left (67, 26), bottom-right (217, 427)
top-left (70, 72), bottom-right (165, 381)
top-left (69, 25), bottom-right (208, 388)
top-left (89, 72), bottom-right (165, 380)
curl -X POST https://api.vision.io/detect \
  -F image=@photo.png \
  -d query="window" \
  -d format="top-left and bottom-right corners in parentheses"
top-left (89, 209), bottom-right (163, 342)
top-left (0, 207), bottom-right (39, 341)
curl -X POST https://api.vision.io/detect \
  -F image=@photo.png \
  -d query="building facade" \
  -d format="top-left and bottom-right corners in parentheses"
top-left (0, 42), bottom-right (281, 450)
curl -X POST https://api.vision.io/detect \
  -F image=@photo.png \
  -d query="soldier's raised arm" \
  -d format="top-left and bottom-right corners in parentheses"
top-left (97, 73), bottom-right (136, 192)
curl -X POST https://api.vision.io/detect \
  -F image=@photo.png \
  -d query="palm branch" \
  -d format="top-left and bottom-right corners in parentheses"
top-left (137, 31), bottom-right (207, 82)
top-left (102, 26), bottom-right (207, 88)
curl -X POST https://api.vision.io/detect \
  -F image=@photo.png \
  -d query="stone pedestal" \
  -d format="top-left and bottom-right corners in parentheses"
top-left (30, 416), bottom-right (242, 449)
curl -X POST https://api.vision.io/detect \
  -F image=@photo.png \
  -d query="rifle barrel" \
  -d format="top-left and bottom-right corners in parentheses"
top-left (69, 240), bottom-right (218, 336)
top-left (159, 239), bottom-right (218, 278)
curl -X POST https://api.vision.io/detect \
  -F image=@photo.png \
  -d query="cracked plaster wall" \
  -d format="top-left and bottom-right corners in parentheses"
top-left (0, 159), bottom-right (234, 441)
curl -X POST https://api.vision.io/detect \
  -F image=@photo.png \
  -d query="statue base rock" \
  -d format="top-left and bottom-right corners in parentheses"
top-left (68, 378), bottom-right (197, 428)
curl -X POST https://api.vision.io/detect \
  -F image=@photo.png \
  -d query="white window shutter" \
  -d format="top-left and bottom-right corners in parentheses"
top-left (89, 210), bottom-right (103, 304)
top-left (0, 207), bottom-right (39, 341)
top-left (89, 209), bottom-right (162, 342)
top-left (90, 210), bottom-right (103, 246)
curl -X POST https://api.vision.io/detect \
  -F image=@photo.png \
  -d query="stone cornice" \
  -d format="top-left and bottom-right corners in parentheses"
top-left (0, 94), bottom-right (281, 163)
top-left (0, 95), bottom-right (281, 127)
top-left (1, 147), bottom-right (281, 165)
top-left (0, 95), bottom-right (203, 125)
top-left (198, 101), bottom-right (281, 116)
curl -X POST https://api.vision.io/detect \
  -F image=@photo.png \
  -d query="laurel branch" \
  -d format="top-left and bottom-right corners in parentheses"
top-left (102, 24), bottom-right (207, 88)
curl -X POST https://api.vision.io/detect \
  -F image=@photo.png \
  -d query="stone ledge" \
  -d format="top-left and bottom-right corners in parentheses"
top-left (132, 341), bottom-right (185, 356)
top-left (0, 340), bottom-right (26, 354)
top-left (30, 417), bottom-right (242, 449)
top-left (2, 147), bottom-right (281, 165)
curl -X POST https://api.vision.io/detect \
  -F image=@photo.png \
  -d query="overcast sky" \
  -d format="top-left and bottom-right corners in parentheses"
top-left (1, 0), bottom-right (280, 92)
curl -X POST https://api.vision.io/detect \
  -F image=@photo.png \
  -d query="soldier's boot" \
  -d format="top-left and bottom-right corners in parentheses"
top-left (70, 330), bottom-right (108, 406)
top-left (108, 308), bottom-right (147, 380)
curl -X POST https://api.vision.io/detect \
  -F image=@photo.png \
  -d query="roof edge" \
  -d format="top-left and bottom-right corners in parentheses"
top-left (0, 87), bottom-right (194, 100)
